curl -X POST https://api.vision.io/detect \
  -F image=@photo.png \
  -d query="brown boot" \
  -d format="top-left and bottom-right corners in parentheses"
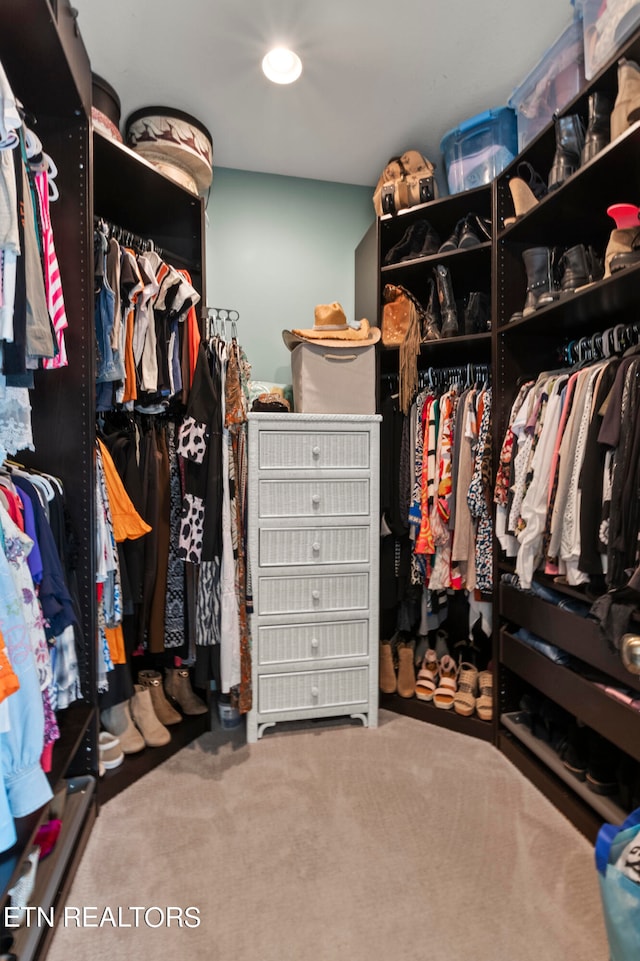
top-left (379, 639), bottom-right (397, 694)
top-left (396, 639), bottom-right (416, 698)
top-left (100, 701), bottom-right (145, 754)
top-left (137, 670), bottom-right (182, 725)
top-left (603, 227), bottom-right (640, 277)
top-left (611, 59), bottom-right (640, 142)
top-left (164, 668), bottom-right (208, 716)
top-left (130, 685), bottom-right (171, 747)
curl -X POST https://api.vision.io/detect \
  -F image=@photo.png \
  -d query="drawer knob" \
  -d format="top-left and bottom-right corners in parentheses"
top-left (311, 494), bottom-right (321, 505)
top-left (311, 686), bottom-right (319, 698)
top-left (312, 542), bottom-right (320, 553)
top-left (312, 446), bottom-right (321, 458)
top-left (311, 638), bottom-right (319, 649)
top-left (311, 590), bottom-right (320, 600)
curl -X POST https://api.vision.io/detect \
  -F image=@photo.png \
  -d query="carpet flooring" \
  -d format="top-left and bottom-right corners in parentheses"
top-left (46, 710), bottom-right (608, 961)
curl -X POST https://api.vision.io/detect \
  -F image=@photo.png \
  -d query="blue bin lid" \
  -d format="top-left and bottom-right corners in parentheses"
top-left (440, 106), bottom-right (516, 151)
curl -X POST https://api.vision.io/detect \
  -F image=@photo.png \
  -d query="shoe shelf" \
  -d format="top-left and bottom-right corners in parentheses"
top-left (5, 777), bottom-right (96, 961)
top-left (497, 260), bottom-right (640, 337)
top-left (379, 184), bottom-right (492, 248)
top-left (500, 581), bottom-right (640, 692)
top-left (497, 120), bottom-right (640, 247)
top-left (498, 727), bottom-right (617, 843)
top-left (98, 711), bottom-right (209, 805)
top-left (379, 692), bottom-right (493, 741)
top-left (381, 240), bottom-right (491, 273)
top-left (500, 630), bottom-right (640, 763)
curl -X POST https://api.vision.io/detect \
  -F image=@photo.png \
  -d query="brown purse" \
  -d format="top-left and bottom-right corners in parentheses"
top-left (382, 283), bottom-right (420, 346)
top-left (381, 284), bottom-right (422, 413)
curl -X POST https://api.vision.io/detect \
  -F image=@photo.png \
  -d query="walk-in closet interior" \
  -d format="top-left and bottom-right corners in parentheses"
top-left (2, 0), bottom-right (640, 958)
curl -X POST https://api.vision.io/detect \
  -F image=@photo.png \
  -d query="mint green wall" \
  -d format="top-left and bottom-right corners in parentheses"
top-left (205, 168), bottom-right (374, 385)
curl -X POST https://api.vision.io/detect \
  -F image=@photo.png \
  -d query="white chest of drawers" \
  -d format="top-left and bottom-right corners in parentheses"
top-left (246, 413), bottom-right (381, 742)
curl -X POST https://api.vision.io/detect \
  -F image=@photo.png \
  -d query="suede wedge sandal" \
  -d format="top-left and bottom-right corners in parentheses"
top-left (415, 649), bottom-right (439, 701)
top-left (453, 662), bottom-right (479, 717)
top-left (433, 655), bottom-right (458, 709)
top-left (476, 670), bottom-right (494, 721)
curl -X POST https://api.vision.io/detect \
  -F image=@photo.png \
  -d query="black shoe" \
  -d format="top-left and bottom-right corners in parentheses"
top-left (438, 217), bottom-right (466, 253)
top-left (383, 220), bottom-right (428, 265)
top-left (458, 213), bottom-right (492, 248)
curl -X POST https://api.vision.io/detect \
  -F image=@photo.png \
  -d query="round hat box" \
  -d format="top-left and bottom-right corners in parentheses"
top-left (125, 106), bottom-right (213, 197)
top-left (91, 73), bottom-right (123, 143)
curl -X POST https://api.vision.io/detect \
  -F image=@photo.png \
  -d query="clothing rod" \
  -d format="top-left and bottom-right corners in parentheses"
top-left (94, 214), bottom-right (193, 269)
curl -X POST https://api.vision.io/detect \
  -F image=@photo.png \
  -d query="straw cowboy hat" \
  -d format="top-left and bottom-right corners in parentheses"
top-left (282, 302), bottom-right (381, 350)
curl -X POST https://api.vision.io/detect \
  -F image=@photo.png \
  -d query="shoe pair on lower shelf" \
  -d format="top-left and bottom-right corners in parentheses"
top-left (415, 653), bottom-right (493, 719)
top-left (100, 668), bottom-right (208, 756)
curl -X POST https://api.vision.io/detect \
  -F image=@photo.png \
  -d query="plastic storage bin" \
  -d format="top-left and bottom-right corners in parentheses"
top-left (509, 18), bottom-right (586, 151)
top-left (577, 0), bottom-right (640, 79)
top-left (440, 107), bottom-right (518, 194)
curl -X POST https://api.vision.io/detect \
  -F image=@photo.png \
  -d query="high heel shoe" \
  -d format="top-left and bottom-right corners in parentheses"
top-left (504, 161), bottom-right (547, 228)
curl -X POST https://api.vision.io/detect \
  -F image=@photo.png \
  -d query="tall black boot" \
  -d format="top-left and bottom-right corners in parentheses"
top-left (581, 92), bottom-right (612, 165)
top-left (510, 247), bottom-right (555, 322)
top-left (421, 278), bottom-right (442, 341)
top-left (433, 264), bottom-right (458, 337)
top-left (548, 114), bottom-right (585, 191)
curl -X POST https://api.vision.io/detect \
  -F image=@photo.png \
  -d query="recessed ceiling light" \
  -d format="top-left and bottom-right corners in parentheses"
top-left (262, 47), bottom-right (303, 85)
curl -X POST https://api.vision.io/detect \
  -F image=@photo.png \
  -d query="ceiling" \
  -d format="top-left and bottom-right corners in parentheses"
top-left (74, 0), bottom-right (576, 188)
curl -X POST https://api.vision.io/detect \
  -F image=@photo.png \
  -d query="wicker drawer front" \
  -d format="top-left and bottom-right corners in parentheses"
top-left (257, 573), bottom-right (369, 615)
top-left (259, 526), bottom-right (369, 567)
top-left (258, 431), bottom-right (370, 470)
top-left (258, 667), bottom-right (369, 713)
top-left (258, 619), bottom-right (369, 664)
top-left (258, 479), bottom-right (370, 518)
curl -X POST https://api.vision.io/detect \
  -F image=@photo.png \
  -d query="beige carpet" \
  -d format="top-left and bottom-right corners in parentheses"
top-left (46, 710), bottom-right (607, 961)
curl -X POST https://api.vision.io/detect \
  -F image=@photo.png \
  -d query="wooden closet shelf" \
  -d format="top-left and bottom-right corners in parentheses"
top-left (501, 630), bottom-right (640, 761)
top-left (498, 732), bottom-right (606, 844)
top-left (500, 582), bottom-right (640, 693)
top-left (501, 711), bottom-right (627, 826)
top-left (380, 693), bottom-right (494, 741)
top-left (497, 261), bottom-right (640, 338)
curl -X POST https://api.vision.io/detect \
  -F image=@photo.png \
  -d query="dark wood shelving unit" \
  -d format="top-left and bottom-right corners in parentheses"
top-left (365, 182), bottom-right (496, 736)
top-left (491, 16), bottom-right (640, 837)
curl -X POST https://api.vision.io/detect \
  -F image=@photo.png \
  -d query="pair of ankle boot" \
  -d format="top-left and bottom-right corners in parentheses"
top-left (383, 218), bottom-right (440, 265)
top-left (379, 636), bottom-right (415, 698)
top-left (137, 667), bottom-right (208, 720)
top-left (510, 244), bottom-right (604, 321)
top-left (438, 212), bottom-right (491, 253)
top-left (100, 687), bottom-right (171, 754)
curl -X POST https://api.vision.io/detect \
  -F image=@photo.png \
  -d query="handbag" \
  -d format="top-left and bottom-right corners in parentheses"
top-left (382, 283), bottom-right (419, 346)
top-left (595, 805), bottom-right (640, 961)
top-left (381, 283), bottom-right (422, 413)
top-left (373, 150), bottom-right (438, 217)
